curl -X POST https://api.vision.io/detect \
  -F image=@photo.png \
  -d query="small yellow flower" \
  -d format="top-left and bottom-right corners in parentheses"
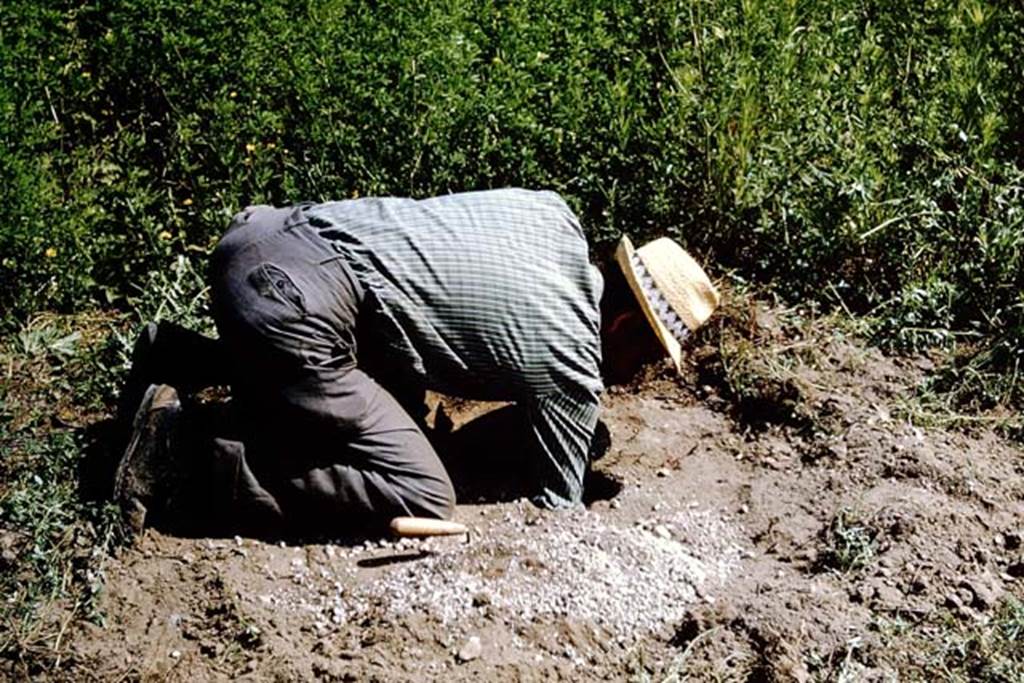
top-left (229, 91), bottom-right (238, 98)
top-left (82, 71), bottom-right (91, 78)
top-left (158, 230), bottom-right (173, 241)
top-left (182, 197), bottom-right (193, 206)
top-left (44, 247), bottom-right (57, 258)
top-left (245, 143), bottom-right (257, 153)
top-left (266, 142), bottom-right (276, 150)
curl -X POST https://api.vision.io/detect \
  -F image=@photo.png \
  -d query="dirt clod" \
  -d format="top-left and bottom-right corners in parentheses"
top-left (873, 583), bottom-right (904, 610)
top-left (456, 636), bottom-right (482, 662)
top-left (961, 575), bottom-right (1002, 610)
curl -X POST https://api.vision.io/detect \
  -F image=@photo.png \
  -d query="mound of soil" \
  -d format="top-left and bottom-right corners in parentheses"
top-left (60, 305), bottom-right (1024, 681)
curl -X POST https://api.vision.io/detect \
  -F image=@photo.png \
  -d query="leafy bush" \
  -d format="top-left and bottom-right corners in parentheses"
top-left (2, 0), bottom-right (1022, 398)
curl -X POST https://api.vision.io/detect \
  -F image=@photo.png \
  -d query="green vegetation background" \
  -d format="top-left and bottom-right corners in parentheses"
top-left (2, 0), bottom-right (1022, 399)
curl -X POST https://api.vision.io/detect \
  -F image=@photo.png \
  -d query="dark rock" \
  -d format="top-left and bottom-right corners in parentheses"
top-left (908, 576), bottom-right (929, 594)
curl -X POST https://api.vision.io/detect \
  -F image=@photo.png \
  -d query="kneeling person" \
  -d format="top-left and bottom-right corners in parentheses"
top-left (113, 188), bottom-right (718, 538)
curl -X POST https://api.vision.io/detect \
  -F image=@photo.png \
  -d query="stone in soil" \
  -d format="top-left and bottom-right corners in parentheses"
top-left (456, 636), bottom-right (482, 662)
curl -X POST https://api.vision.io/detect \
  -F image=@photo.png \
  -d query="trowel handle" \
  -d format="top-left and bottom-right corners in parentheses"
top-left (390, 516), bottom-right (469, 537)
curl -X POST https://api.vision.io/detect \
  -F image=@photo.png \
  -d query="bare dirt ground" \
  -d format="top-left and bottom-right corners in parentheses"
top-left (51, 304), bottom-right (1024, 681)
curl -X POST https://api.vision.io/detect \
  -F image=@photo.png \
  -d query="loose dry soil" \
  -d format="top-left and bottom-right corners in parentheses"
top-left (58, 304), bottom-right (1024, 681)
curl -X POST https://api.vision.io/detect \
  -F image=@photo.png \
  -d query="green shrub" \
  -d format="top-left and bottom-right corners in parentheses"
top-left (1, 0), bottom-right (1022, 397)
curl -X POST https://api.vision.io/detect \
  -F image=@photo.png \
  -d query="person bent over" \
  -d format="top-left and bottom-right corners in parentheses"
top-left (112, 189), bottom-right (719, 539)
top-left (113, 190), bottom-right (610, 538)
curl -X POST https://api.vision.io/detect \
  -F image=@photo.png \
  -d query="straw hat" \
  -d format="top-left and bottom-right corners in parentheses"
top-left (614, 235), bottom-right (720, 370)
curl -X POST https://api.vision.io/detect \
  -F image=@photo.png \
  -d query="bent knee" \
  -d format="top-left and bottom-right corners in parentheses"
top-left (407, 474), bottom-right (456, 520)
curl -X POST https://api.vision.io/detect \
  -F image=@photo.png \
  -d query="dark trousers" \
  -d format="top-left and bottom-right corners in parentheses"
top-left (125, 207), bottom-right (455, 538)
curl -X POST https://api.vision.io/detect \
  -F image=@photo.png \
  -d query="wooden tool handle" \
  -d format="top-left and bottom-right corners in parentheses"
top-left (390, 516), bottom-right (469, 537)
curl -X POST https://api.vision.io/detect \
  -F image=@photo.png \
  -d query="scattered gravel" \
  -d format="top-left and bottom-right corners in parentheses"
top-left (274, 502), bottom-right (744, 641)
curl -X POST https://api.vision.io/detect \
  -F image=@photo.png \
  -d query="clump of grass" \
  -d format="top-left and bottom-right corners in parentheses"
top-left (818, 508), bottom-right (879, 573)
top-left (716, 334), bottom-right (813, 430)
top-left (0, 315), bottom-right (128, 674)
top-left (887, 597), bottom-right (1024, 680)
top-left (110, 253), bottom-right (214, 367)
top-left (693, 290), bottom-right (850, 434)
top-left (901, 332), bottom-right (1024, 441)
top-left (929, 598), bottom-right (1024, 681)
top-left (0, 428), bottom-right (125, 671)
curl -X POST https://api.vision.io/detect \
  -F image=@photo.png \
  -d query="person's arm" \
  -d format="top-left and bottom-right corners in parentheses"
top-left (524, 386), bottom-right (601, 508)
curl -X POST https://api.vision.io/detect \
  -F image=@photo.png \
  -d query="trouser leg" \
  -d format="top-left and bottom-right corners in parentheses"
top-left (161, 434), bottom-right (287, 539)
top-left (128, 321), bottom-right (229, 389)
top-left (171, 370), bottom-right (455, 539)
top-left (263, 369), bottom-right (455, 537)
top-left (109, 322), bottom-right (235, 506)
top-left (160, 400), bottom-right (288, 538)
top-left (115, 321), bottom-right (231, 446)
top-left (208, 437), bottom-right (287, 538)
top-left (357, 332), bottom-right (430, 430)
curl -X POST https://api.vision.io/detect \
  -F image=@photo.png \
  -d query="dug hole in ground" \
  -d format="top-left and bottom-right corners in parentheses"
top-left (64, 299), bottom-right (1024, 681)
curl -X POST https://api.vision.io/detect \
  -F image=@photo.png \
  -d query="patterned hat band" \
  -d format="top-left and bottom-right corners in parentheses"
top-left (631, 253), bottom-right (691, 346)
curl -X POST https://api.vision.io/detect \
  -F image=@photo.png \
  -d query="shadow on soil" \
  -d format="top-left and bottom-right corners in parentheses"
top-left (438, 404), bottom-right (620, 505)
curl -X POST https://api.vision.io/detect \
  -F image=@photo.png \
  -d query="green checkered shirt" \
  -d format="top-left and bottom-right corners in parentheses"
top-left (304, 189), bottom-right (603, 507)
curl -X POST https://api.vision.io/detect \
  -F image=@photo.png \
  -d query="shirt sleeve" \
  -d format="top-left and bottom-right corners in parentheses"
top-left (525, 386), bottom-right (601, 508)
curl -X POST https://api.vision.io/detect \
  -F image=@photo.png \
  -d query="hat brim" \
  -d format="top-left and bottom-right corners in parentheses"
top-left (615, 236), bottom-right (683, 371)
